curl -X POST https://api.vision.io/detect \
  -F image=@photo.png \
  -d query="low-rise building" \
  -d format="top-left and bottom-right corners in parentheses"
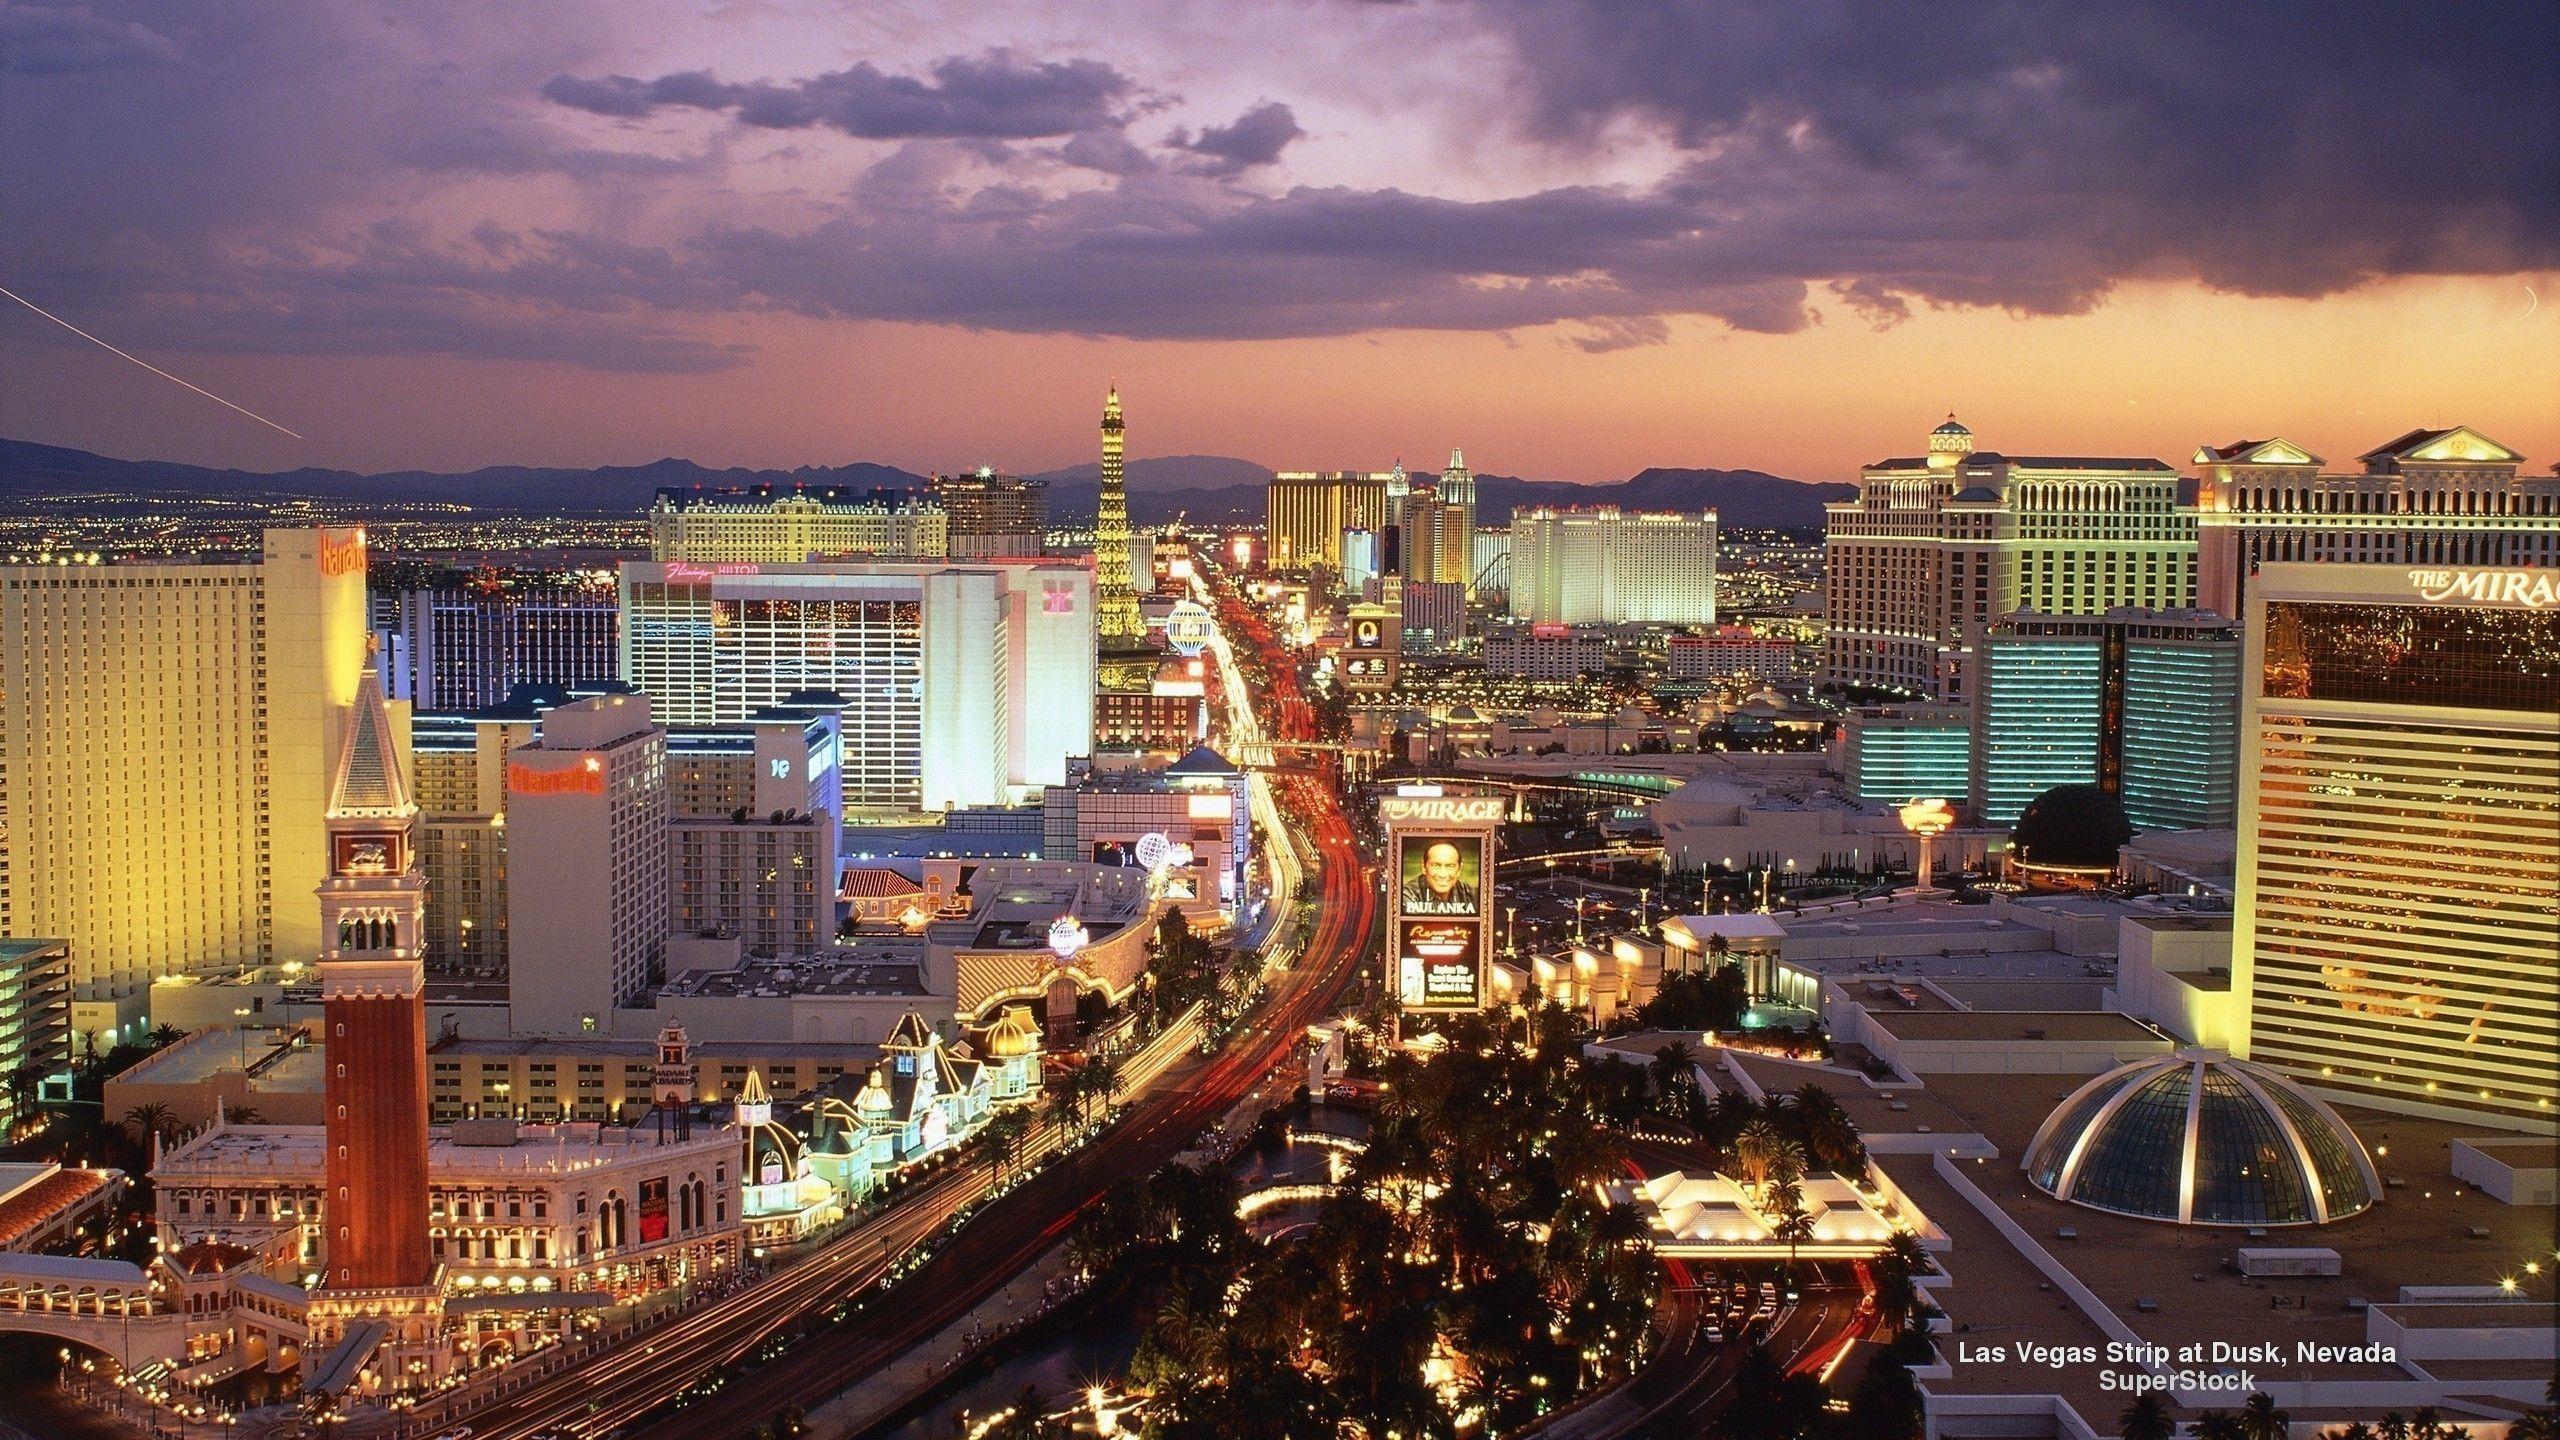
top-left (152, 1116), bottom-right (743, 1303)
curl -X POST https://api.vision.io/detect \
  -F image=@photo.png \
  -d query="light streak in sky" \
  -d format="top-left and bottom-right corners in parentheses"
top-left (2443, 284), bottom-right (2538, 341)
top-left (0, 284), bottom-right (304, 440)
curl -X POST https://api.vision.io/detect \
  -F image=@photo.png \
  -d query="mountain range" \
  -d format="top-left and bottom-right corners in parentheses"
top-left (0, 438), bottom-right (1852, 529)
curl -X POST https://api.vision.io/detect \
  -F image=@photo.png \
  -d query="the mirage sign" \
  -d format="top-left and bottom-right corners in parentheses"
top-left (2406, 568), bottom-right (2560, 609)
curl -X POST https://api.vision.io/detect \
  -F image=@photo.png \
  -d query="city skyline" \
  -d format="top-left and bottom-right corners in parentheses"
top-left (1, 2), bottom-right (2554, 482)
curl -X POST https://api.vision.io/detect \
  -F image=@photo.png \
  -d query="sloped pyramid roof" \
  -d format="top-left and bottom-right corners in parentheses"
top-left (329, 671), bottom-right (411, 816)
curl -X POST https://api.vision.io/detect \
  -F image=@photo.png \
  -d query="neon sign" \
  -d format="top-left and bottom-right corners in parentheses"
top-left (1378, 796), bottom-right (1506, 826)
top-left (2407, 568), bottom-right (2559, 609)
top-left (318, 531), bottom-right (367, 577)
top-left (509, 761), bottom-right (604, 795)
top-left (665, 562), bottom-right (761, 583)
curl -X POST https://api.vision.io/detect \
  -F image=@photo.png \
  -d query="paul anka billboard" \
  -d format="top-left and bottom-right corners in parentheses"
top-left (1382, 792), bottom-right (1501, 1012)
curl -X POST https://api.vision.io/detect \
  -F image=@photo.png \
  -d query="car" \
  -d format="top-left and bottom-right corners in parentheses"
top-left (1702, 1323), bottom-right (1725, 1343)
top-left (1753, 1302), bottom-right (1777, 1321)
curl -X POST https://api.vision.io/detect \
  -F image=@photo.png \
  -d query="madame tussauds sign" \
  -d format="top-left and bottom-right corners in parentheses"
top-left (2407, 568), bottom-right (2559, 609)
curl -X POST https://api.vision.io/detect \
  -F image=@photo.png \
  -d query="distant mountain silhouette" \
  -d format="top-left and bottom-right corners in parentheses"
top-left (1, 437), bottom-right (1847, 528)
top-left (1479, 468), bottom-right (1854, 527)
top-left (0, 438), bottom-right (926, 514)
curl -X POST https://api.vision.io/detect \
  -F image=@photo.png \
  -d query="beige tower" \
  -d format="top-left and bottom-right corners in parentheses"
top-left (0, 527), bottom-right (369, 1045)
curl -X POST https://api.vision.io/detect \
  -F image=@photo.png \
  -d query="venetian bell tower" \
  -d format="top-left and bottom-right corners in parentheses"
top-left (314, 668), bottom-right (435, 1294)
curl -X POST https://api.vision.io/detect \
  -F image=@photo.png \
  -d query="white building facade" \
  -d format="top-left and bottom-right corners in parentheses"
top-left (1508, 507), bottom-right (1717, 626)
top-left (619, 560), bottom-right (1094, 813)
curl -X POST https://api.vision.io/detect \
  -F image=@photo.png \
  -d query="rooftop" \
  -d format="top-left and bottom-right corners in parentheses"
top-left (659, 947), bottom-right (933, 999)
top-left (1897, 1072), bottom-right (2559, 1417)
top-left (1861, 1010), bottom-right (2166, 1044)
top-left (158, 1120), bottom-right (735, 1178)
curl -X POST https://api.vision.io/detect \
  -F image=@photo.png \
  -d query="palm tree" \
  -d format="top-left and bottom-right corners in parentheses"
top-left (2506, 1411), bottom-right (2558, 1440)
top-left (1649, 1040), bottom-right (1697, 1095)
top-left (2325, 1424), bottom-right (2378, 1440)
top-left (1045, 1078), bottom-right (1084, 1137)
top-left (984, 1108), bottom-right (1029, 1185)
top-left (2411, 1409), bottom-right (2448, 1440)
top-left (2196, 1410), bottom-right (2246, 1440)
top-left (2120, 1393), bottom-right (2176, 1440)
top-left (2240, 1393), bottom-right (2289, 1440)
top-left (1735, 1119), bottom-right (1785, 1190)
top-left (2378, 1414), bottom-right (2412, 1440)
top-left (122, 1102), bottom-right (175, 1146)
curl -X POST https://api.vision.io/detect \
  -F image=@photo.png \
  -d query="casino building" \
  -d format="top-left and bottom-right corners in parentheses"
top-left (2194, 427), bottom-right (2560, 619)
top-left (2233, 562), bottom-right (2559, 1132)
top-left (0, 528), bottom-right (371, 1044)
top-left (1822, 418), bottom-right (2196, 699)
top-left (648, 485), bottom-right (948, 563)
top-left (619, 558), bottom-right (1095, 812)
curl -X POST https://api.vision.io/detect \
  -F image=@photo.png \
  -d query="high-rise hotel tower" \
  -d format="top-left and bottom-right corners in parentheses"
top-left (2194, 427), bottom-right (2560, 619)
top-left (0, 528), bottom-right (371, 1043)
top-left (620, 558), bottom-right (1094, 811)
top-left (1822, 418), bottom-right (2196, 699)
top-left (2234, 562), bottom-right (2558, 1132)
top-left (1267, 470), bottom-right (1391, 574)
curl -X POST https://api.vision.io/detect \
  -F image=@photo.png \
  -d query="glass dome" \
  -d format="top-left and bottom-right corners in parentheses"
top-left (2022, 1051), bottom-right (2380, 1226)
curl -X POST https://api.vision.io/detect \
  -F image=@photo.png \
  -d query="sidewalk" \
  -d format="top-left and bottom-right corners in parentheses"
top-left (803, 1243), bottom-right (1083, 1439)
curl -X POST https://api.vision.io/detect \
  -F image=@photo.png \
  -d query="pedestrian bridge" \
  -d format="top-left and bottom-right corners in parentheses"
top-left (0, 1252), bottom-right (190, 1367)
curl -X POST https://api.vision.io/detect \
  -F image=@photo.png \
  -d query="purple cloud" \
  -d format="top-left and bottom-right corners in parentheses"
top-left (542, 52), bottom-right (1138, 140)
top-left (1168, 101), bottom-right (1303, 175)
top-left (0, 4), bottom-right (177, 75)
top-left (1, 0), bottom-right (2550, 376)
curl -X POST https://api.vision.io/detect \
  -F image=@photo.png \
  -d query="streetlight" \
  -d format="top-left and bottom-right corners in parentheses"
top-left (1896, 799), bottom-right (1955, 894)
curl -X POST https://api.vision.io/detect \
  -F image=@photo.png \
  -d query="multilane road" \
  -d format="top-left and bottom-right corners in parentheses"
top-left (465, 584), bottom-right (1375, 1439)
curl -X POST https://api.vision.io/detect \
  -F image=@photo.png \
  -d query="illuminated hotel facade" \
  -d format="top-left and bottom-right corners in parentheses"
top-left (1266, 470), bottom-right (1390, 573)
top-left (382, 576), bottom-right (618, 711)
top-left (2233, 562), bottom-right (2558, 1133)
top-left (648, 485), bottom-right (948, 563)
top-left (619, 559), bottom-right (1094, 813)
top-left (1508, 506), bottom-right (1718, 626)
top-left (1970, 609), bottom-right (2241, 829)
top-left (0, 528), bottom-right (371, 1042)
top-left (2194, 426), bottom-right (2560, 619)
top-left (1822, 418), bottom-right (2196, 699)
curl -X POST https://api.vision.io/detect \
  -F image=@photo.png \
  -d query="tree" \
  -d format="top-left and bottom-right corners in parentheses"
top-left (2241, 1393), bottom-right (2290, 1440)
top-left (1845, 1350), bottom-right (1925, 1440)
top-left (2121, 1394), bottom-right (2176, 1440)
top-left (5, 1062), bottom-right (46, 1121)
top-left (983, 1108), bottom-right (1031, 1185)
top-left (122, 1102), bottom-right (175, 1146)
top-left (1736, 1120), bottom-right (1786, 1191)
top-left (2196, 1410), bottom-right (2247, 1440)
top-left (1045, 1077), bottom-right (1085, 1138)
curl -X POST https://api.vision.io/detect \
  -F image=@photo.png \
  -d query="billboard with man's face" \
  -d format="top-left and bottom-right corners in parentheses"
top-left (1397, 834), bottom-right (1483, 917)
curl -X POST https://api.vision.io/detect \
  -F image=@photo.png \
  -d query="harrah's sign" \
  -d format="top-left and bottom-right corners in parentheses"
top-left (1379, 796), bottom-right (1507, 827)
top-left (2407, 568), bottom-right (2559, 609)
top-left (317, 530), bottom-right (367, 577)
top-left (509, 761), bottom-right (604, 796)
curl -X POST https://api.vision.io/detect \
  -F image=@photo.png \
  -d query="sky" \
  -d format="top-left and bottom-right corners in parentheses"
top-left (1, 0), bottom-right (2553, 485)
